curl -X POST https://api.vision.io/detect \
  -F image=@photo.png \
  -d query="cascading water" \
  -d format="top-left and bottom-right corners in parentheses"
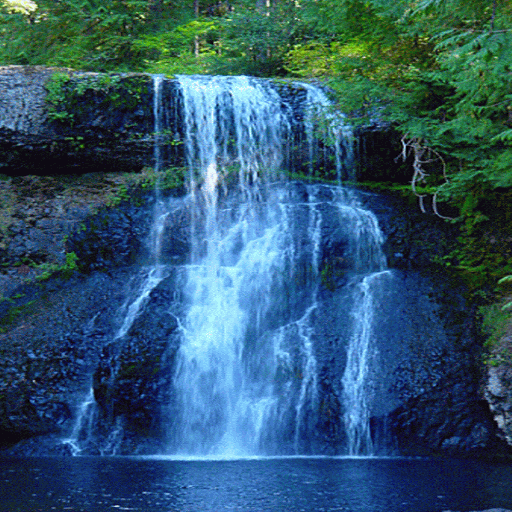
top-left (342, 270), bottom-right (390, 456)
top-left (301, 83), bottom-right (354, 182)
top-left (65, 75), bottom-right (391, 457)
top-left (169, 76), bottom-right (293, 456)
top-left (63, 75), bottom-right (171, 455)
top-left (153, 74), bottom-right (164, 173)
top-left (164, 76), bottom-right (389, 457)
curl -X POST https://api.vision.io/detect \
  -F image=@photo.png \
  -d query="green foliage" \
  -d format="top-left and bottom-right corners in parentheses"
top-left (0, 0), bottom-right (175, 70)
top-left (134, 19), bottom-right (220, 75)
top-left (214, 0), bottom-right (304, 76)
top-left (35, 251), bottom-right (79, 281)
top-left (103, 166), bottom-right (186, 208)
top-left (0, 299), bottom-right (36, 333)
top-left (481, 301), bottom-right (511, 355)
top-left (1, 0), bottom-right (512, 340)
top-left (45, 72), bottom-right (75, 123)
top-left (45, 71), bottom-right (146, 126)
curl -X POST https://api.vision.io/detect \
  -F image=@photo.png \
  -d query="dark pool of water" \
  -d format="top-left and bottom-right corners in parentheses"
top-left (1, 456), bottom-right (512, 512)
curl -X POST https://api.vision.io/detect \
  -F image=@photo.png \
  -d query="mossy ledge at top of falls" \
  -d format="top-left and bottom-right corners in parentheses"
top-left (0, 66), bottom-right (154, 174)
top-left (0, 65), bottom-right (406, 183)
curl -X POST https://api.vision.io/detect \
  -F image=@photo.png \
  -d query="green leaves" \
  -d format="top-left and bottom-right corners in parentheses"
top-left (0, 0), bottom-right (191, 70)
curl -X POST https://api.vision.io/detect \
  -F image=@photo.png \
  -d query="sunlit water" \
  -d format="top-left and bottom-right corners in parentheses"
top-left (1, 456), bottom-right (512, 512)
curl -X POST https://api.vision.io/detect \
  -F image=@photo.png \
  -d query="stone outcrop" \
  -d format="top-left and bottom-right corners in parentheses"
top-left (0, 66), bottom-right (51, 134)
top-left (0, 183), bottom-right (508, 458)
top-left (0, 66), bottom-right (154, 174)
top-left (361, 191), bottom-right (507, 457)
top-left (484, 327), bottom-right (512, 447)
top-left (0, 66), bottom-right (352, 179)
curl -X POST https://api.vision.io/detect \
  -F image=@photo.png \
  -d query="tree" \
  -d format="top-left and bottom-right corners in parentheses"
top-left (0, 0), bottom-right (191, 70)
top-left (213, 0), bottom-right (304, 76)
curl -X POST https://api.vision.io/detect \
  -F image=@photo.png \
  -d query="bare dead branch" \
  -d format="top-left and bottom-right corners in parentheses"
top-left (399, 136), bottom-right (454, 219)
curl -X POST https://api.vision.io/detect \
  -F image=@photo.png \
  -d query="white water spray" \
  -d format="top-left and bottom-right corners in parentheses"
top-left (342, 270), bottom-right (391, 456)
top-left (170, 76), bottom-right (322, 456)
top-left (153, 74), bottom-right (164, 173)
top-left (64, 75), bottom-right (390, 457)
top-left (339, 196), bottom-right (389, 456)
top-left (63, 75), bottom-right (170, 455)
top-left (301, 83), bottom-right (354, 181)
top-left (168, 76), bottom-right (390, 457)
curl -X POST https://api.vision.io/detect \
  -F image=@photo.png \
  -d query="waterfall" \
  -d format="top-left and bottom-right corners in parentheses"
top-left (337, 193), bottom-right (389, 456)
top-left (153, 74), bottom-right (164, 173)
top-left (62, 75), bottom-right (170, 455)
top-left (163, 76), bottom-right (388, 457)
top-left (63, 75), bottom-right (392, 457)
top-left (301, 83), bottom-right (354, 182)
top-left (170, 76), bottom-right (292, 456)
top-left (62, 387), bottom-right (97, 456)
top-left (342, 270), bottom-right (391, 455)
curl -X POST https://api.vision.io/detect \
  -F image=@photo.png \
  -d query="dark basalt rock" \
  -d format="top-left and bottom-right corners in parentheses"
top-left (0, 66), bottom-right (155, 174)
top-left (0, 67), bottom-right (349, 179)
top-left (92, 274), bottom-right (182, 453)
top-left (0, 67), bottom-right (507, 457)
top-left (0, 185), bottom-right (508, 458)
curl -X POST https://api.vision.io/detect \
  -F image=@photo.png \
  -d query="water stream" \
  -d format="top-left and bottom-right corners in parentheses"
top-left (62, 75), bottom-right (171, 454)
top-left (167, 76), bottom-right (387, 456)
top-left (63, 75), bottom-right (390, 458)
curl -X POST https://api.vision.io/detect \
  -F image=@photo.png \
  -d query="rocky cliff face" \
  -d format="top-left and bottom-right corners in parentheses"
top-left (0, 66), bottom-right (154, 174)
top-left (0, 182), bottom-right (508, 458)
top-left (0, 66), bottom-right (51, 134)
top-left (484, 329), bottom-right (512, 447)
top-left (0, 66), bottom-right (336, 178)
top-left (0, 66), bottom-right (511, 457)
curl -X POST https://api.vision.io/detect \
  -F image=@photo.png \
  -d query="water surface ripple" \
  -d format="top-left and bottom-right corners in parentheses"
top-left (1, 456), bottom-right (512, 512)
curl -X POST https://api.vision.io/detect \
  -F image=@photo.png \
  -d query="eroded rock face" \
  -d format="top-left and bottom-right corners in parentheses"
top-left (0, 188), bottom-right (191, 454)
top-left (0, 66), bottom-right (154, 174)
top-left (485, 360), bottom-right (512, 447)
top-left (1, 184), bottom-right (507, 458)
top-left (0, 66), bottom-right (51, 134)
top-left (359, 192), bottom-right (509, 457)
top-left (0, 67), bottom-right (353, 178)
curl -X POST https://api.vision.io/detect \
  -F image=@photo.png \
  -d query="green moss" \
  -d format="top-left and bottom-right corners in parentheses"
top-left (45, 71), bottom-right (150, 126)
top-left (0, 181), bottom-right (17, 249)
top-left (35, 251), bottom-right (79, 281)
top-left (481, 301), bottom-right (512, 364)
top-left (0, 300), bottom-right (37, 333)
top-left (320, 261), bottom-right (347, 291)
top-left (353, 180), bottom-right (437, 198)
top-left (45, 72), bottom-right (75, 123)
